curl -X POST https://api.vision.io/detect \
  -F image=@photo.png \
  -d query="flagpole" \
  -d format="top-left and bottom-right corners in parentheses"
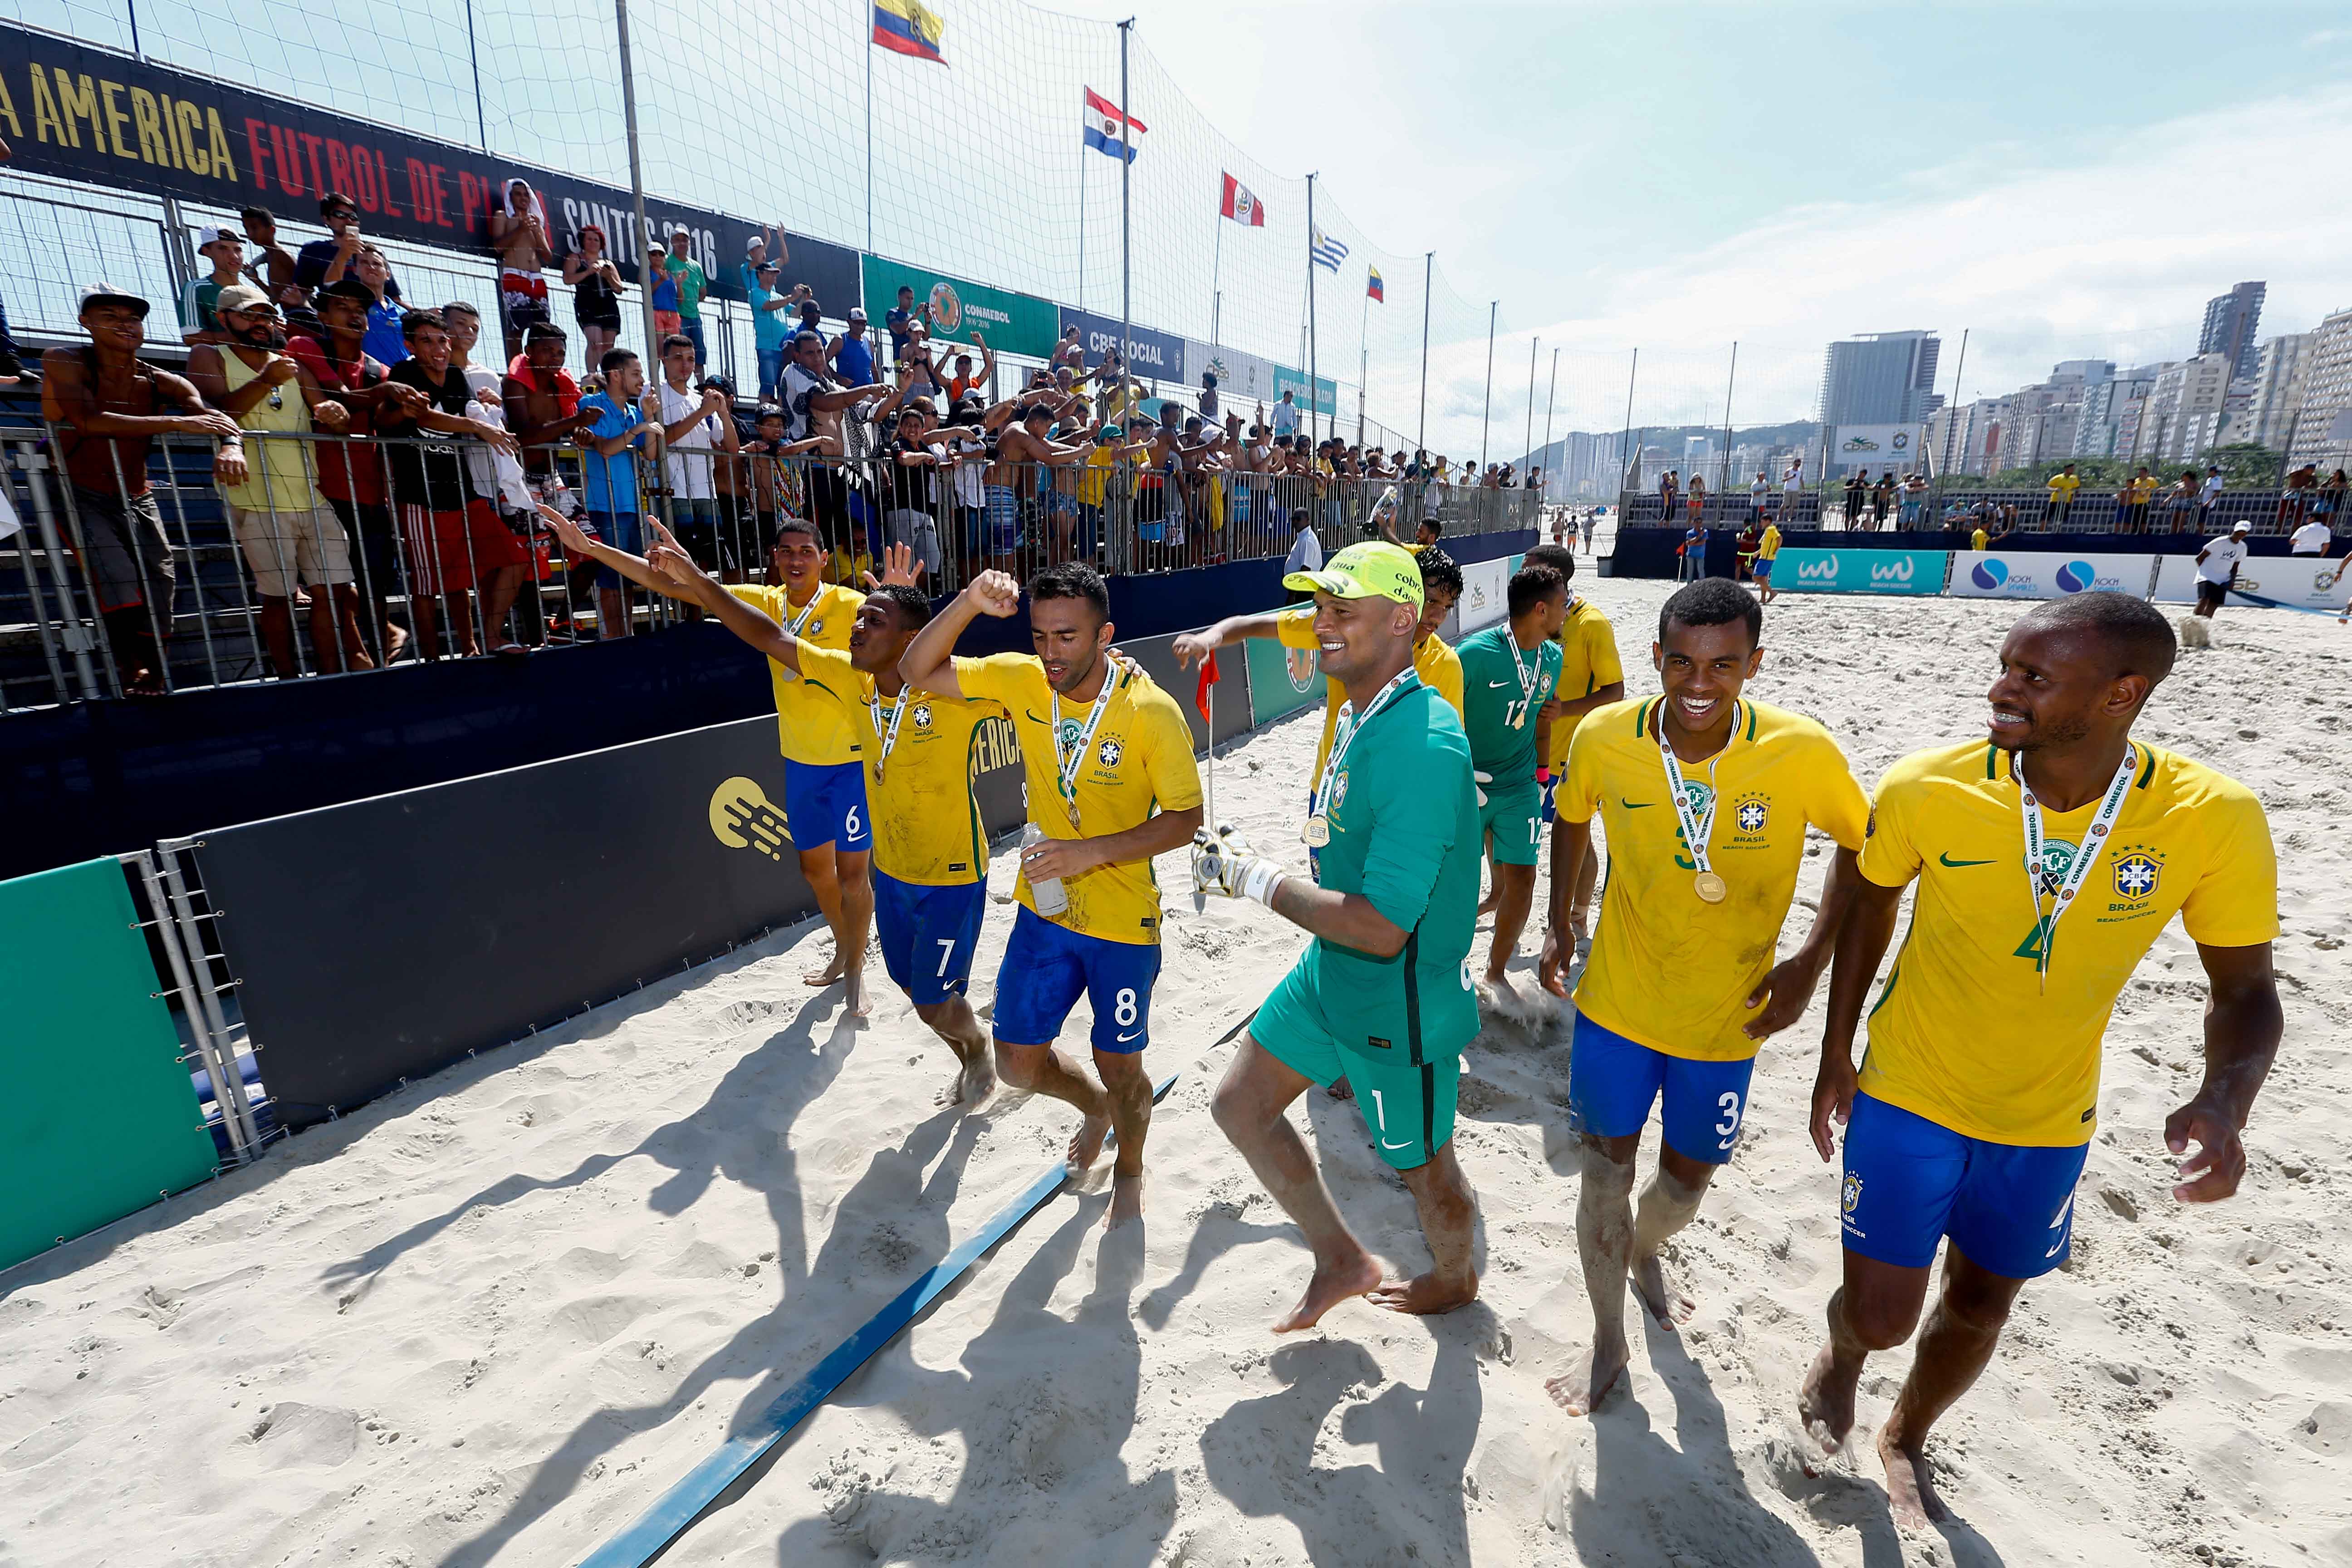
top-left (615, 0), bottom-right (660, 371)
top-left (1357, 282), bottom-right (1369, 448)
top-left (1077, 141), bottom-right (1086, 312)
top-left (1211, 213), bottom-right (1222, 347)
top-left (1480, 300), bottom-right (1496, 471)
top-left (1118, 19), bottom-right (1133, 449)
top-left (1417, 250), bottom-right (1431, 451)
top-left (1524, 335), bottom-right (1538, 473)
top-left (1543, 346), bottom-right (1559, 504)
top-left (1306, 172), bottom-right (1319, 448)
top-left (864, 0), bottom-right (874, 253)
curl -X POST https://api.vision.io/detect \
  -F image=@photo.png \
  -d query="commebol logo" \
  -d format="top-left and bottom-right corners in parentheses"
top-left (928, 282), bottom-right (962, 334)
top-left (1284, 645), bottom-right (1317, 693)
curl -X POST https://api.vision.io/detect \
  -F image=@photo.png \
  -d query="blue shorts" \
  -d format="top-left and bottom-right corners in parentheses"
top-left (1839, 1093), bottom-right (2087, 1280)
top-left (874, 871), bottom-right (985, 1006)
top-left (586, 510), bottom-right (642, 591)
top-left (1568, 1014), bottom-right (1756, 1164)
top-left (983, 485), bottom-right (1022, 554)
top-left (1754, 558), bottom-right (1775, 582)
top-left (781, 758), bottom-right (871, 853)
top-left (992, 904), bottom-right (1161, 1054)
top-left (1539, 770), bottom-right (1560, 824)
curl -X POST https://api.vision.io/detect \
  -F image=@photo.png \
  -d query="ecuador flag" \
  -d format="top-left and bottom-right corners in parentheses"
top-left (873, 0), bottom-right (946, 63)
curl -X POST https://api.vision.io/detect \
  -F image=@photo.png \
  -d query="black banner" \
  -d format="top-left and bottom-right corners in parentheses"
top-left (0, 22), bottom-right (861, 306)
top-left (194, 715), bottom-right (827, 1127)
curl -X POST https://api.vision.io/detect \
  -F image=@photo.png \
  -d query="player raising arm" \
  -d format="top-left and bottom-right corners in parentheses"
top-left (639, 534), bottom-right (1004, 1104)
top-left (1196, 544), bottom-right (1484, 1328)
top-left (1798, 592), bottom-right (2282, 1529)
top-left (899, 562), bottom-right (1203, 1230)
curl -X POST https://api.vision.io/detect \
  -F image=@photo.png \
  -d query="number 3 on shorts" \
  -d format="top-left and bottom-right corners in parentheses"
top-left (1715, 1089), bottom-right (1743, 1149)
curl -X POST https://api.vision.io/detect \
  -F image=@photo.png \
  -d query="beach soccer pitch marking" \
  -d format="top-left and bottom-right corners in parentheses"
top-left (577, 1008), bottom-right (1257, 1568)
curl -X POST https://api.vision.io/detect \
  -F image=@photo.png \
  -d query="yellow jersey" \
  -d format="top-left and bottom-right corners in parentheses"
top-left (1857, 741), bottom-right (2277, 1147)
top-left (1758, 524), bottom-right (1782, 560)
top-left (2048, 472), bottom-right (2081, 504)
top-left (953, 654), bottom-right (1202, 945)
top-left (1278, 607), bottom-right (1465, 783)
top-left (796, 645), bottom-right (1004, 886)
top-left (1561, 697), bottom-right (1871, 1062)
top-left (1547, 596), bottom-right (1625, 772)
top-left (730, 583), bottom-right (866, 765)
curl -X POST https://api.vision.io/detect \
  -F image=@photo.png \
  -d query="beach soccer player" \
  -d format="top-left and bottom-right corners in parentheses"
top-left (1521, 542), bottom-right (1625, 949)
top-left (1455, 563), bottom-right (1569, 995)
top-left (1196, 542), bottom-right (1484, 1328)
top-left (899, 562), bottom-right (1203, 1230)
top-left (1798, 592), bottom-right (2281, 1528)
top-left (1539, 577), bottom-right (1870, 1416)
top-left (549, 510), bottom-right (880, 1011)
top-left (640, 537), bottom-right (1004, 1105)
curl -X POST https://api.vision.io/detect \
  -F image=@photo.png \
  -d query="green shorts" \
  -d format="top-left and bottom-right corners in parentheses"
top-left (1254, 956), bottom-right (1461, 1171)
top-left (1479, 782), bottom-right (1543, 867)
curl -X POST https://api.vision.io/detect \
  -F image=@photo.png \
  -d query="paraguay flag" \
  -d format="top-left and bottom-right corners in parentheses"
top-left (1083, 88), bottom-right (1146, 161)
top-left (872, 0), bottom-right (946, 63)
top-left (1366, 265), bottom-right (1384, 302)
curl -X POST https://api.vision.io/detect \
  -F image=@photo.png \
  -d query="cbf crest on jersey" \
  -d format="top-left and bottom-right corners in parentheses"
top-left (1730, 792), bottom-right (1770, 838)
top-left (2111, 851), bottom-right (2161, 901)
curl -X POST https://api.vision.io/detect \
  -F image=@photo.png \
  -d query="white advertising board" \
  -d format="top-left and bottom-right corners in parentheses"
top-left (1947, 552), bottom-right (2157, 601)
top-left (2151, 552), bottom-right (2352, 612)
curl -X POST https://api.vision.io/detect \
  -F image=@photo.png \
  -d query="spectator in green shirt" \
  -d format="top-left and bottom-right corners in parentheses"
top-left (179, 226), bottom-right (249, 346)
top-left (665, 226), bottom-right (710, 367)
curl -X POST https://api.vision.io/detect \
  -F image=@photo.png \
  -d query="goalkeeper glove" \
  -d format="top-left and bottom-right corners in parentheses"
top-left (1191, 824), bottom-right (1289, 907)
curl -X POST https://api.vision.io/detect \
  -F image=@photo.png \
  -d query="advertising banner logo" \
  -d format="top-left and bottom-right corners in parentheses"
top-left (1778, 548), bottom-right (1947, 595)
top-left (1948, 552), bottom-right (2156, 601)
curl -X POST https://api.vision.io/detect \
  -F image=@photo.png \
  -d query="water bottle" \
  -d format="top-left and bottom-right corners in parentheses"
top-left (1021, 822), bottom-right (1069, 917)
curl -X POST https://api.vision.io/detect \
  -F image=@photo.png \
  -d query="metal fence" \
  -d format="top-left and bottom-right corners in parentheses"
top-left (1, 419), bottom-right (1535, 710)
top-left (1614, 483), bottom-right (2347, 538)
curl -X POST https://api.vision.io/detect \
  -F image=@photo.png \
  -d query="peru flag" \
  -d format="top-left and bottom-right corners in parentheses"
top-left (1219, 173), bottom-right (1265, 226)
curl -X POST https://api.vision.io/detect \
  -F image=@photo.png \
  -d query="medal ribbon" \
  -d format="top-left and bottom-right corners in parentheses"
top-left (1052, 663), bottom-right (1123, 824)
top-left (867, 684), bottom-right (912, 780)
top-left (2018, 745), bottom-right (2137, 990)
top-left (1656, 698), bottom-right (1740, 881)
top-left (775, 587), bottom-right (826, 682)
top-left (1310, 668), bottom-right (1419, 821)
top-left (1504, 630), bottom-right (1544, 724)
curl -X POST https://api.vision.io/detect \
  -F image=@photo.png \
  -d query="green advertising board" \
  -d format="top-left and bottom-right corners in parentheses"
top-left (1, 858), bottom-right (216, 1273)
top-left (1777, 547), bottom-right (1948, 596)
top-left (1244, 628), bottom-right (1327, 726)
top-left (859, 255), bottom-right (1062, 359)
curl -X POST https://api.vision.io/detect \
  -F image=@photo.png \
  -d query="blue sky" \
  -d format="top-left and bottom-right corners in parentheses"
top-left (1065, 1), bottom-right (2352, 432)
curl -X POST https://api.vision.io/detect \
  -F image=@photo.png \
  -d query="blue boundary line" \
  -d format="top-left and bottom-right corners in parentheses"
top-left (2225, 589), bottom-right (2347, 617)
top-left (578, 1012), bottom-right (1252, 1567)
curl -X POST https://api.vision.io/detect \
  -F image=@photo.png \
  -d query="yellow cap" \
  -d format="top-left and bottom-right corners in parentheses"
top-left (1282, 540), bottom-right (1424, 610)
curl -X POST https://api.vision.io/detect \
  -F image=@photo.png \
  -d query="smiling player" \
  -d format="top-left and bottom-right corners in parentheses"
top-left (1798, 592), bottom-right (2281, 1528)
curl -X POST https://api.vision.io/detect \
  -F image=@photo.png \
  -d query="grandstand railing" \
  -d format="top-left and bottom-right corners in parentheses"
top-left (2, 425), bottom-right (1535, 710)
top-left (1612, 485), bottom-right (2345, 537)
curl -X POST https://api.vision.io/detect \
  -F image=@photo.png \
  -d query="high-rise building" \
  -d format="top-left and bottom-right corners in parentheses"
top-left (2228, 335), bottom-right (2308, 449)
top-left (2073, 365), bottom-right (2167, 458)
top-left (1819, 330), bottom-right (1943, 426)
top-left (2198, 282), bottom-right (2266, 382)
top-left (2139, 353), bottom-right (2233, 463)
top-left (2288, 307), bottom-right (2352, 469)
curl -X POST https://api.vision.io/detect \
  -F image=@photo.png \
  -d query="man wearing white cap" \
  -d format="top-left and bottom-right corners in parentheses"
top-left (829, 306), bottom-right (877, 388)
top-left (2192, 519), bottom-right (2252, 620)
top-left (178, 226), bottom-right (250, 346)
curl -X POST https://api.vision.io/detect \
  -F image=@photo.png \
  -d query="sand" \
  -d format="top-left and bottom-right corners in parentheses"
top-left (3, 577), bottom-right (2348, 1568)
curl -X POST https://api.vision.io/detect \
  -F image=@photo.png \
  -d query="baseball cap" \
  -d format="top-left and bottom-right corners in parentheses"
top-left (1283, 540), bottom-right (1424, 610)
top-left (847, 306), bottom-right (868, 323)
top-left (745, 236), bottom-right (764, 254)
top-left (78, 283), bottom-right (149, 318)
top-left (2230, 519), bottom-right (2251, 533)
top-left (317, 279), bottom-right (375, 305)
top-left (215, 282), bottom-right (275, 317)
top-left (195, 225), bottom-right (240, 250)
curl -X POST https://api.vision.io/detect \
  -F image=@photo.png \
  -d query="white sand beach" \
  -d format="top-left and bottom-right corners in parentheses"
top-left (3, 578), bottom-right (2347, 1568)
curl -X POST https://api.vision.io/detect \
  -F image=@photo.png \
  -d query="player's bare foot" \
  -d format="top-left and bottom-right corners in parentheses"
top-left (1326, 1076), bottom-right (1355, 1101)
top-left (1066, 1112), bottom-right (1112, 1174)
top-left (842, 971), bottom-right (872, 1019)
top-left (1546, 1334), bottom-right (1628, 1416)
top-left (1798, 1343), bottom-right (1858, 1454)
top-left (938, 1049), bottom-right (995, 1107)
top-left (1105, 1170), bottom-right (1145, 1230)
top-left (803, 952), bottom-right (847, 988)
top-left (1367, 1270), bottom-right (1479, 1317)
top-left (1632, 1252), bottom-right (1697, 1328)
top-left (1877, 1428), bottom-right (1949, 1529)
top-left (1273, 1249), bottom-right (1382, 1332)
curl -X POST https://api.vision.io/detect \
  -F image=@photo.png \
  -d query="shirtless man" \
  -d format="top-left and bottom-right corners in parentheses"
top-left (489, 179), bottom-right (556, 362)
top-left (980, 402), bottom-right (1091, 573)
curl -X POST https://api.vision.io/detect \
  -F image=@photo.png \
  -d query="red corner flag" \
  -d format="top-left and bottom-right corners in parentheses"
top-left (1195, 653), bottom-right (1219, 725)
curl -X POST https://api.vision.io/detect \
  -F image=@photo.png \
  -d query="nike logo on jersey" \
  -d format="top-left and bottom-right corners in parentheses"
top-left (1619, 799), bottom-right (1655, 809)
top-left (1488, 679), bottom-right (1513, 687)
top-left (1938, 852), bottom-right (1998, 867)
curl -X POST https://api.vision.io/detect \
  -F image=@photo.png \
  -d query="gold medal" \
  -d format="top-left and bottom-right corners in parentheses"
top-left (1693, 870), bottom-right (1727, 903)
top-left (1302, 815), bottom-right (1330, 848)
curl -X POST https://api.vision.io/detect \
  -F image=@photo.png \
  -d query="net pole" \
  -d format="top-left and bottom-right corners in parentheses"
top-left (1417, 251), bottom-right (1431, 449)
top-left (1357, 285), bottom-right (1368, 447)
top-left (1523, 335), bottom-right (1537, 471)
top-left (1306, 173), bottom-right (1319, 448)
top-left (1933, 328), bottom-right (1969, 516)
top-left (1078, 146), bottom-right (1086, 311)
top-left (1210, 216), bottom-right (1222, 347)
top-left (1618, 348), bottom-right (1639, 496)
top-left (615, 0), bottom-right (661, 370)
top-left (865, 9), bottom-right (874, 253)
top-left (1720, 341), bottom-right (1737, 496)
top-left (1543, 346), bottom-right (1558, 502)
top-left (466, 0), bottom-right (488, 148)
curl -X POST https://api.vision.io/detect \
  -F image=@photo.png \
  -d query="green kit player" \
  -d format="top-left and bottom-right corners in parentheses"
top-left (1197, 542), bottom-right (1484, 1331)
top-left (1455, 562), bottom-right (1569, 993)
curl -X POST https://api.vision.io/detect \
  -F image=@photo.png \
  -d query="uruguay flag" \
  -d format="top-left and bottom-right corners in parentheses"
top-left (1083, 88), bottom-right (1146, 161)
